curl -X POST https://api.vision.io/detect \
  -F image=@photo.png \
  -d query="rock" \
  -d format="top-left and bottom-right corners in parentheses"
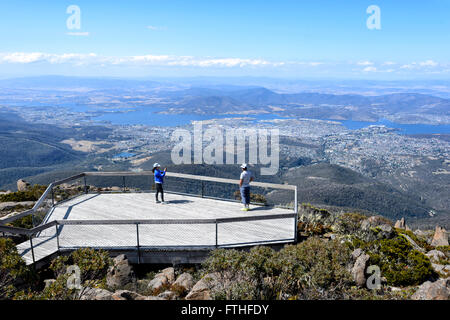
top-left (352, 252), bottom-right (370, 287)
top-left (157, 290), bottom-right (177, 300)
top-left (394, 217), bottom-right (405, 229)
top-left (44, 279), bottom-right (56, 289)
top-left (148, 275), bottom-right (168, 293)
top-left (401, 234), bottom-right (425, 253)
top-left (185, 273), bottom-right (220, 300)
top-left (431, 226), bottom-right (449, 247)
top-left (351, 248), bottom-right (364, 260)
top-left (17, 179), bottom-right (30, 192)
top-left (412, 278), bottom-right (449, 300)
top-left (160, 267), bottom-right (175, 284)
top-left (80, 287), bottom-right (113, 300)
top-left (110, 186), bottom-right (121, 191)
top-left (431, 264), bottom-right (450, 275)
top-left (172, 272), bottom-right (194, 293)
top-left (111, 290), bottom-right (147, 300)
top-left (414, 229), bottom-right (427, 237)
top-left (0, 201), bottom-right (35, 212)
top-left (147, 267), bottom-right (176, 293)
top-left (426, 250), bottom-right (446, 263)
top-left (106, 254), bottom-right (134, 290)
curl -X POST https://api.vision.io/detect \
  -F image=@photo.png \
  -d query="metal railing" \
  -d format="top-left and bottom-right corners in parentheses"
top-left (0, 171), bottom-right (298, 264)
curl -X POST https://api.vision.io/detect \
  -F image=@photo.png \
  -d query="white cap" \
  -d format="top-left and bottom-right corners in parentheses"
top-left (153, 163), bottom-right (161, 168)
top-left (240, 163), bottom-right (248, 169)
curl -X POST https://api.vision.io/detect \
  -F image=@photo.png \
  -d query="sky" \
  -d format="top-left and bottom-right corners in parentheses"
top-left (0, 0), bottom-right (449, 79)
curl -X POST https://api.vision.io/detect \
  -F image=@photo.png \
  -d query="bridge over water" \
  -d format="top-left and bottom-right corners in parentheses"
top-left (0, 172), bottom-right (298, 268)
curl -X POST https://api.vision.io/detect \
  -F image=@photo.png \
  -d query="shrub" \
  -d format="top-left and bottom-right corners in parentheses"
top-left (333, 212), bottom-right (367, 235)
top-left (201, 238), bottom-right (353, 300)
top-left (352, 234), bottom-right (435, 287)
top-left (0, 185), bottom-right (47, 203)
top-left (0, 238), bottom-right (34, 299)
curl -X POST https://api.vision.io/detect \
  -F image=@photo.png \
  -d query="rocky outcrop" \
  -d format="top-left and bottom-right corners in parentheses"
top-left (147, 267), bottom-right (175, 293)
top-left (0, 201), bottom-right (35, 212)
top-left (431, 226), bottom-right (449, 247)
top-left (157, 290), bottom-right (177, 300)
top-left (401, 234), bottom-right (425, 253)
top-left (79, 287), bottom-right (113, 300)
top-left (172, 272), bottom-right (194, 293)
top-left (185, 273), bottom-right (220, 300)
top-left (359, 216), bottom-right (395, 241)
top-left (17, 179), bottom-right (31, 192)
top-left (412, 278), bottom-right (449, 300)
top-left (394, 217), bottom-right (405, 229)
top-left (426, 250), bottom-right (446, 263)
top-left (106, 255), bottom-right (134, 290)
top-left (111, 290), bottom-right (148, 300)
top-left (351, 249), bottom-right (370, 287)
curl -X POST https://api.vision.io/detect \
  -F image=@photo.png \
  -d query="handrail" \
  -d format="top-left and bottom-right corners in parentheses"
top-left (0, 171), bottom-right (297, 228)
top-left (0, 213), bottom-right (296, 236)
top-left (84, 171), bottom-right (296, 191)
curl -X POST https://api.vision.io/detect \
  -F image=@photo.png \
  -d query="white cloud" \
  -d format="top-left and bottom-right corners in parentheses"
top-left (357, 61), bottom-right (373, 66)
top-left (0, 52), bottom-right (286, 68)
top-left (362, 66), bottom-right (377, 72)
top-left (146, 26), bottom-right (167, 31)
top-left (419, 60), bottom-right (438, 67)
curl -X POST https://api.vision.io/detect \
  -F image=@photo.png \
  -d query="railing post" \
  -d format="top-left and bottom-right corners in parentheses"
top-left (84, 176), bottom-right (88, 194)
top-left (136, 223), bottom-right (141, 264)
top-left (55, 223), bottom-right (60, 250)
top-left (51, 187), bottom-right (55, 207)
top-left (294, 186), bottom-right (298, 243)
top-left (123, 176), bottom-right (126, 192)
top-left (201, 181), bottom-right (204, 198)
top-left (215, 220), bottom-right (218, 248)
top-left (29, 235), bottom-right (36, 265)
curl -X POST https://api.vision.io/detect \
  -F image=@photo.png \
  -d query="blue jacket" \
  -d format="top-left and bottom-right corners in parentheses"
top-left (154, 169), bottom-right (166, 184)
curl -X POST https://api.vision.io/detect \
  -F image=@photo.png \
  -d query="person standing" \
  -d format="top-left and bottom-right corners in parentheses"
top-left (152, 163), bottom-right (167, 204)
top-left (239, 163), bottom-right (254, 211)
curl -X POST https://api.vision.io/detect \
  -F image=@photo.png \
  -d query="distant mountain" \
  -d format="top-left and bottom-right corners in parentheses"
top-left (155, 87), bottom-right (450, 120)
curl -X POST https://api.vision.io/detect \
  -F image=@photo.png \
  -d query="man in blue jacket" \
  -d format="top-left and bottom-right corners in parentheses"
top-left (152, 163), bottom-right (167, 203)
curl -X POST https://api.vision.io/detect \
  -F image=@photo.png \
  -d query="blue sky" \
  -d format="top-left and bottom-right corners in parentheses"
top-left (0, 0), bottom-right (449, 79)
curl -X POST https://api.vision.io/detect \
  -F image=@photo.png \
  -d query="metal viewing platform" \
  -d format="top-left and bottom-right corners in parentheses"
top-left (0, 172), bottom-right (298, 267)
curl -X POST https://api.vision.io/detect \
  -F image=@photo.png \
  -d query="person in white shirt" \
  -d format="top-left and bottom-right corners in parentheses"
top-left (239, 163), bottom-right (254, 211)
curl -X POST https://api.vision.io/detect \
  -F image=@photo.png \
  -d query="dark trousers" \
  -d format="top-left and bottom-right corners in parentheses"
top-left (155, 183), bottom-right (164, 202)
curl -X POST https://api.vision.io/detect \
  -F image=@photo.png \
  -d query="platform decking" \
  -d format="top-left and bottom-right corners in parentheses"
top-left (16, 193), bottom-right (296, 265)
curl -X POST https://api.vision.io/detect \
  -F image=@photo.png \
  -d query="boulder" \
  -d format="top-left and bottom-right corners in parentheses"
top-left (80, 287), bottom-right (113, 300)
top-left (394, 217), bottom-right (406, 229)
top-left (147, 267), bottom-right (176, 293)
top-left (431, 264), bottom-right (450, 275)
top-left (352, 252), bottom-right (370, 287)
top-left (17, 179), bottom-right (30, 192)
top-left (157, 290), bottom-right (177, 300)
top-left (172, 272), bottom-right (194, 293)
top-left (185, 273), bottom-right (220, 300)
top-left (111, 290), bottom-right (148, 300)
top-left (0, 201), bottom-right (35, 212)
top-left (148, 275), bottom-right (168, 293)
top-left (426, 250), bottom-right (446, 263)
top-left (401, 234), bottom-right (425, 253)
top-left (106, 254), bottom-right (134, 290)
top-left (412, 278), bottom-right (449, 300)
top-left (431, 226), bottom-right (449, 247)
